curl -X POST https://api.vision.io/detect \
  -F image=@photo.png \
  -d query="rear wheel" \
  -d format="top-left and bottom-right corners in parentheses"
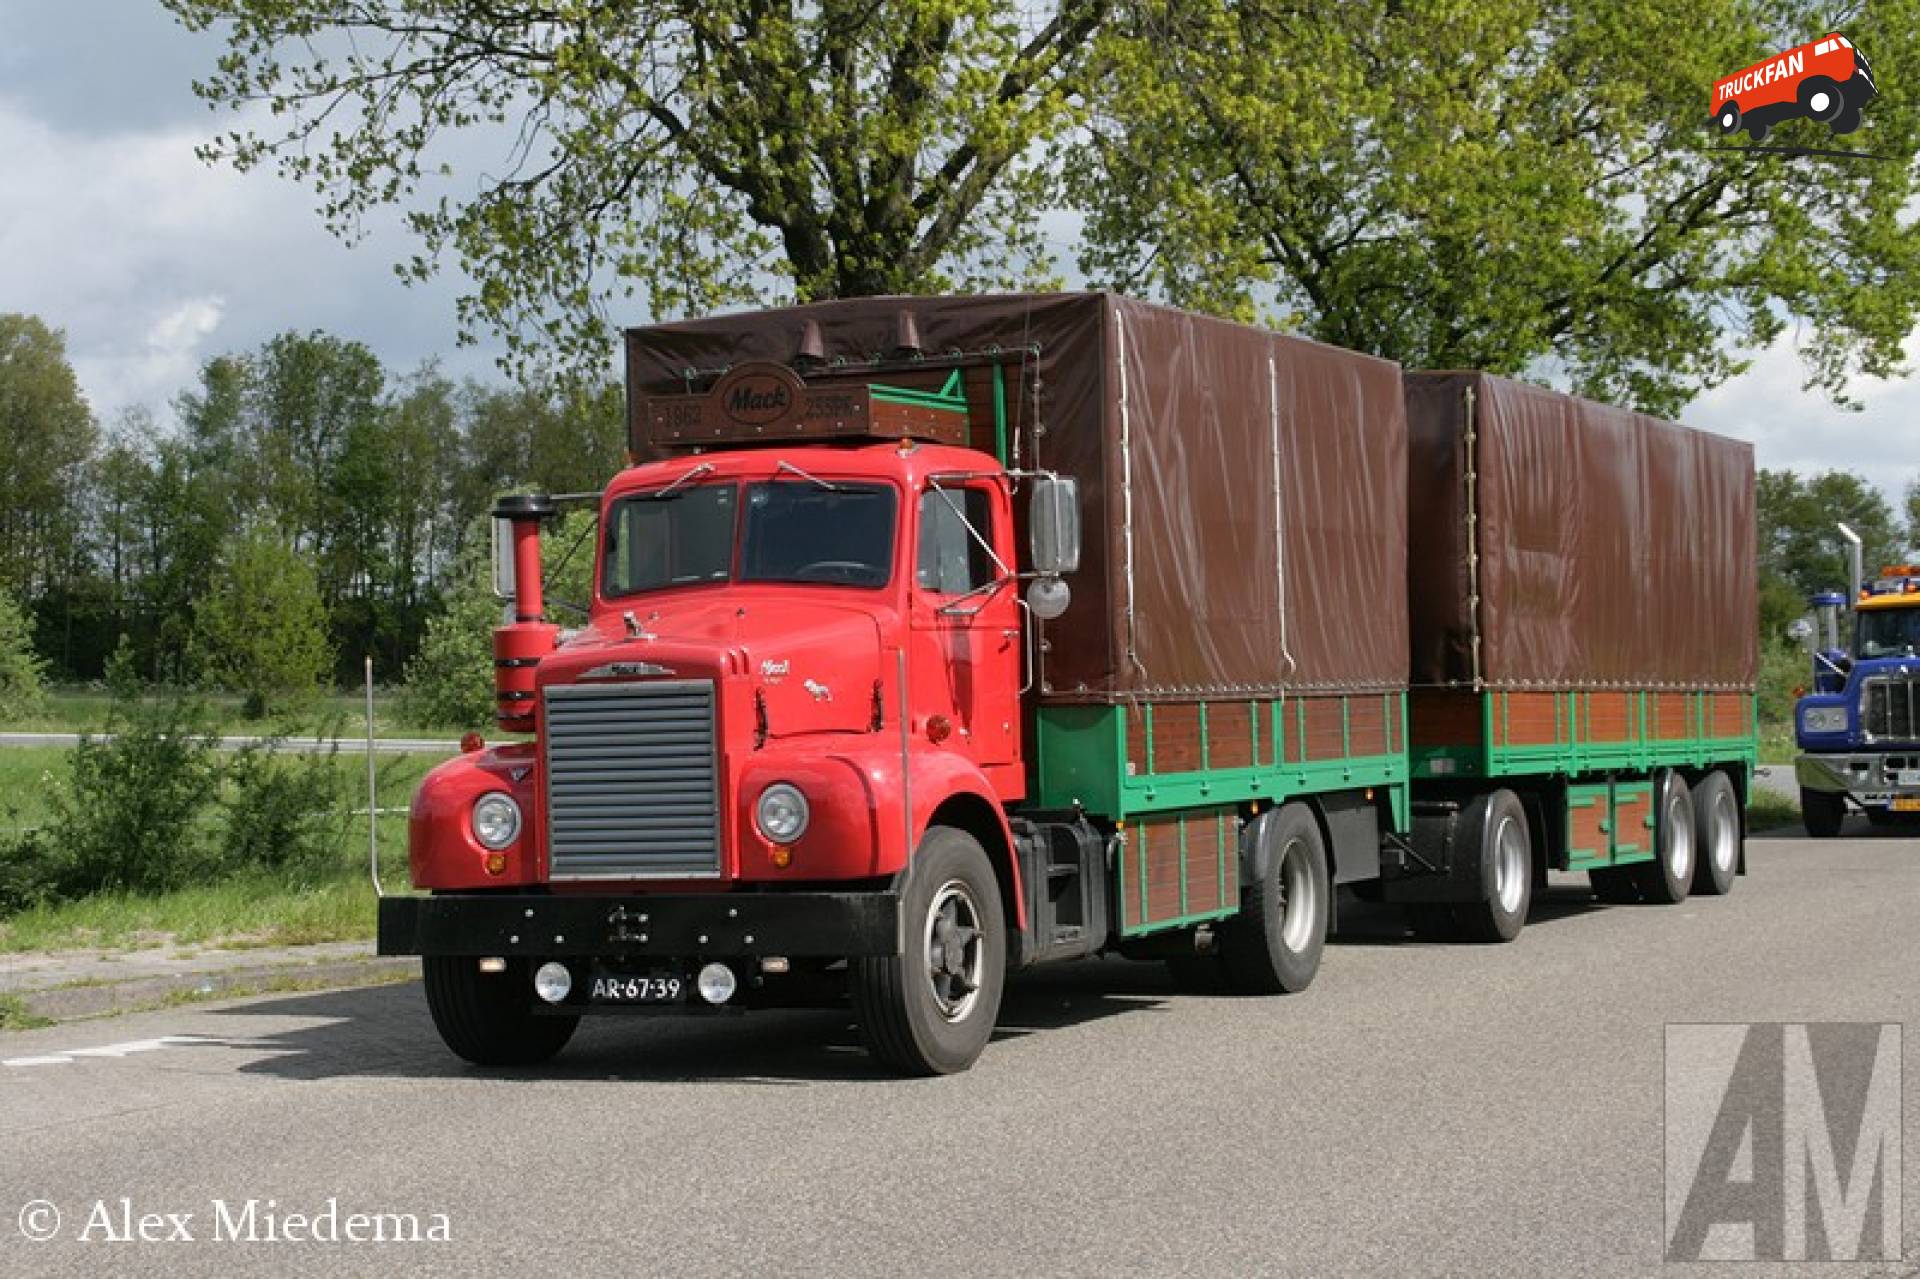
top-left (852, 826), bottom-right (1006, 1076)
top-left (1635, 772), bottom-right (1695, 905)
top-left (1690, 772), bottom-right (1740, 896)
top-left (422, 956), bottom-right (578, 1067)
top-left (1801, 787), bottom-right (1847, 838)
top-left (1799, 75), bottom-right (1845, 122)
top-left (1219, 803), bottom-right (1329, 993)
top-left (1454, 789), bottom-right (1532, 942)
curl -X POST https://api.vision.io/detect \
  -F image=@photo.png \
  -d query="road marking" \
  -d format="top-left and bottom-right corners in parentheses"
top-left (3, 1035), bottom-right (216, 1068)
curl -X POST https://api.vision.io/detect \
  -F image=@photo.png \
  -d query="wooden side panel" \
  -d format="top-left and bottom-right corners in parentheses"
top-left (1567, 787), bottom-right (1610, 865)
top-left (1497, 692), bottom-right (1562, 747)
top-left (1410, 689), bottom-right (1484, 748)
top-left (1301, 698), bottom-right (1346, 761)
top-left (1208, 702), bottom-right (1255, 770)
top-left (1346, 696), bottom-right (1390, 756)
top-left (1586, 692), bottom-right (1633, 743)
top-left (1612, 785), bottom-right (1653, 856)
top-left (1125, 708), bottom-right (1148, 778)
top-left (1652, 692), bottom-right (1690, 741)
top-left (1148, 704), bottom-right (1204, 774)
top-left (1182, 812), bottom-right (1235, 916)
top-left (1129, 811), bottom-right (1237, 929)
top-left (1711, 693), bottom-right (1750, 738)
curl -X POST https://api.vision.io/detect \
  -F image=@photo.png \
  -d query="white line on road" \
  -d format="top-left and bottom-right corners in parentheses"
top-left (4, 1036), bottom-right (219, 1068)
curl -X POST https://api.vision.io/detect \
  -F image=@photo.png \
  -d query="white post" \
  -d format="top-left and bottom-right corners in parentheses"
top-left (366, 654), bottom-right (383, 898)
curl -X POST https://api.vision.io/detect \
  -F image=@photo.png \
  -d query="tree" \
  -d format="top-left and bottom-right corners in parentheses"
top-left (1075, 1), bottom-right (1920, 417)
top-left (0, 314), bottom-right (97, 599)
top-left (194, 529), bottom-right (335, 718)
top-left (165, 0), bottom-right (1107, 372)
top-left (1755, 467), bottom-right (1901, 640)
top-left (0, 586), bottom-right (47, 715)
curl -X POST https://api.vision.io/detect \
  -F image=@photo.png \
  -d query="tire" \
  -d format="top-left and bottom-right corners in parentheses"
top-left (1715, 101), bottom-right (1742, 135)
top-left (1801, 787), bottom-right (1846, 838)
top-left (1799, 76), bottom-right (1845, 123)
top-left (1747, 118), bottom-right (1770, 143)
top-left (1453, 789), bottom-right (1532, 942)
top-left (1634, 772), bottom-right (1696, 905)
top-left (1830, 104), bottom-right (1863, 135)
top-left (1589, 866), bottom-right (1642, 904)
top-left (422, 955), bottom-right (578, 1067)
top-left (852, 826), bottom-right (1006, 1075)
top-left (1690, 772), bottom-right (1740, 896)
top-left (1219, 803), bottom-right (1329, 994)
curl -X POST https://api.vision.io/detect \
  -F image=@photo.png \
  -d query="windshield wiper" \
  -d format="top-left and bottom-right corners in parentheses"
top-left (642, 462), bottom-right (716, 499)
top-left (774, 460), bottom-right (844, 492)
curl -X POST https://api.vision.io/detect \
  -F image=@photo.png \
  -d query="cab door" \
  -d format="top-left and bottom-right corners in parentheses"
top-left (909, 481), bottom-right (1024, 786)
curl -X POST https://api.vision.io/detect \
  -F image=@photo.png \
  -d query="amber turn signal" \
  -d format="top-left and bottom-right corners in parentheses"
top-left (769, 846), bottom-right (793, 869)
top-left (483, 851), bottom-right (508, 876)
top-left (927, 714), bottom-right (953, 744)
top-left (460, 732), bottom-right (485, 754)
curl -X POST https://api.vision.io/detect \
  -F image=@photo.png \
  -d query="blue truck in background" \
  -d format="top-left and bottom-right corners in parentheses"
top-left (1794, 528), bottom-right (1920, 836)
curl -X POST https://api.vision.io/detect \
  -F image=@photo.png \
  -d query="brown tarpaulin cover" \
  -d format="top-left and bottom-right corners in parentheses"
top-left (627, 293), bottom-right (1408, 703)
top-left (1405, 372), bottom-right (1756, 691)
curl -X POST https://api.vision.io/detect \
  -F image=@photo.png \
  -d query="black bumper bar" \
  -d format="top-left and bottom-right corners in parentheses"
top-left (378, 892), bottom-right (900, 960)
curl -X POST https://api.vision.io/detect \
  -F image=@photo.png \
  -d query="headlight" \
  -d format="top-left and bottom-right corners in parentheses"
top-left (755, 783), bottom-right (810, 844)
top-left (1801, 706), bottom-right (1847, 734)
top-left (471, 792), bottom-right (523, 849)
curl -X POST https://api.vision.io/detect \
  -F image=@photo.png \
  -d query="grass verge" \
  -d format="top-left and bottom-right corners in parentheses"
top-left (0, 995), bottom-right (54, 1030)
top-left (1747, 788), bottom-right (1800, 833)
top-left (1, 686), bottom-right (470, 742)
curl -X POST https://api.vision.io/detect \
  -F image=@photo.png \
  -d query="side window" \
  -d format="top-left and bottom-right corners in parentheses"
top-left (917, 488), bottom-right (997, 595)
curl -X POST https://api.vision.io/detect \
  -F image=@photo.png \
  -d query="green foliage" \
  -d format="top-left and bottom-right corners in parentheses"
top-left (1075, 0), bottom-right (1920, 416)
top-left (0, 585), bottom-right (47, 713)
top-left (0, 314), bottom-right (97, 598)
top-left (1756, 467), bottom-right (1901, 640)
top-left (163, 1), bottom-right (1103, 373)
top-left (400, 509), bottom-right (597, 729)
top-left (218, 741), bottom-right (350, 876)
top-left (194, 528), bottom-right (335, 719)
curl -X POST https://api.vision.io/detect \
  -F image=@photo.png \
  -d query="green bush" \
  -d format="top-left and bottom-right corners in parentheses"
top-left (194, 528), bottom-right (335, 719)
top-left (0, 586), bottom-right (46, 715)
top-left (219, 741), bottom-right (349, 876)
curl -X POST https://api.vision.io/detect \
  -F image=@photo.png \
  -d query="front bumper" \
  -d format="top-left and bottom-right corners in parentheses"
top-left (1794, 751), bottom-right (1920, 799)
top-left (378, 891), bottom-right (900, 960)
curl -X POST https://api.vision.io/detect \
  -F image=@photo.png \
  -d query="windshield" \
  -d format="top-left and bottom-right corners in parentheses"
top-left (1857, 606), bottom-right (1920, 659)
top-left (602, 478), bottom-right (897, 598)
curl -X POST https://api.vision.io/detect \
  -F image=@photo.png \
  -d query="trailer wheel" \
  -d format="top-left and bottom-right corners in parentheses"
top-left (422, 956), bottom-right (578, 1067)
top-left (1799, 76), bottom-right (1845, 122)
top-left (1452, 789), bottom-right (1532, 942)
top-left (1634, 772), bottom-right (1695, 905)
top-left (1690, 772), bottom-right (1740, 896)
top-left (1800, 787), bottom-right (1846, 838)
top-left (1219, 803), bottom-right (1328, 993)
top-left (852, 826), bottom-right (1006, 1076)
top-left (1588, 866), bottom-right (1641, 904)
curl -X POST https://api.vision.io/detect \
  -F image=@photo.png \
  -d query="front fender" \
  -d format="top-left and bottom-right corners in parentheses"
top-left (408, 744), bottom-right (540, 890)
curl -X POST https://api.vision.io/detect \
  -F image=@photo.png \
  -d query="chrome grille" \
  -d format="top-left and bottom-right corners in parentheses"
top-left (1862, 674), bottom-right (1920, 743)
top-left (544, 680), bottom-right (721, 879)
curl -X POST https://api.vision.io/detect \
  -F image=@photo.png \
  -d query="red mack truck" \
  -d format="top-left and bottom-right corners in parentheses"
top-left (378, 293), bottom-right (1758, 1075)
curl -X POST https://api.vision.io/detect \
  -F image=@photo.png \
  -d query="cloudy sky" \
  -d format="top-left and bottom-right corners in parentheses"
top-left (2, 2), bottom-right (1917, 506)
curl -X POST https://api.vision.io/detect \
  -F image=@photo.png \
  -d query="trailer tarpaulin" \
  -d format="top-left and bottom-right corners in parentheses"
top-left (1404, 371), bottom-right (1756, 691)
top-left (626, 293), bottom-right (1409, 703)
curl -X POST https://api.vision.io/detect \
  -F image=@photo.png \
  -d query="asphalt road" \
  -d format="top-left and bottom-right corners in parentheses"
top-left (2, 826), bottom-right (1915, 1277)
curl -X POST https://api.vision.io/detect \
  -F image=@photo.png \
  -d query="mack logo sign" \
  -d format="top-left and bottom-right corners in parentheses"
top-left (580, 661), bottom-right (675, 679)
top-left (714, 362), bottom-right (806, 428)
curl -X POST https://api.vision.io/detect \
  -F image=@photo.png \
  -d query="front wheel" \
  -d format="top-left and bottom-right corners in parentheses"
top-left (1220, 803), bottom-right (1329, 993)
top-left (422, 956), bottom-right (578, 1067)
top-left (852, 826), bottom-right (1006, 1075)
top-left (1801, 787), bottom-right (1846, 837)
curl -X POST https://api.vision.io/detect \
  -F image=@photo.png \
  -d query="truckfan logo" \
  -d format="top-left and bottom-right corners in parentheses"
top-left (713, 362), bottom-right (806, 428)
top-left (1666, 1022), bottom-right (1902, 1261)
top-left (1712, 33), bottom-right (1877, 142)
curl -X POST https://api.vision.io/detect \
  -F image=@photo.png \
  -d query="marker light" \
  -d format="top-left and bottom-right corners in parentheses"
top-left (755, 783), bottom-right (810, 844)
top-left (697, 963), bottom-right (738, 1005)
top-left (534, 961), bottom-right (573, 1004)
top-left (472, 792), bottom-right (522, 849)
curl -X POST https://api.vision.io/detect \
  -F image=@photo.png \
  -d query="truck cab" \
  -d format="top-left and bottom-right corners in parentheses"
top-left (1794, 567), bottom-right (1920, 835)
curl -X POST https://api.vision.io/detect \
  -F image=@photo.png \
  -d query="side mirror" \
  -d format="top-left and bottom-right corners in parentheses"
top-left (1028, 476), bottom-right (1082, 576)
top-left (490, 515), bottom-right (517, 601)
top-left (1787, 617), bottom-right (1816, 651)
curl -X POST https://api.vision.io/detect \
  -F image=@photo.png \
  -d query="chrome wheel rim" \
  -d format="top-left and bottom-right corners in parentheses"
top-left (1666, 789), bottom-right (1695, 883)
top-left (1710, 789), bottom-right (1738, 874)
top-left (1493, 814), bottom-right (1526, 915)
top-left (923, 879), bottom-right (984, 1022)
top-left (1278, 839), bottom-right (1318, 953)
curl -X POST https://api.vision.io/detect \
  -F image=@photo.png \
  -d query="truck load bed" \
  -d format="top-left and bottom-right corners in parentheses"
top-left (1404, 372), bottom-right (1756, 691)
top-left (627, 292), bottom-right (1408, 704)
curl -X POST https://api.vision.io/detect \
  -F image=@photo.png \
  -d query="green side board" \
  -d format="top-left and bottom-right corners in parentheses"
top-left (1411, 691), bottom-right (1758, 782)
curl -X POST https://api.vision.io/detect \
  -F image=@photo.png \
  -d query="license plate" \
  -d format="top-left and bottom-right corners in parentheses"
top-left (588, 969), bottom-right (687, 1005)
top-left (1892, 797), bottom-right (1920, 812)
top-left (1895, 770), bottom-right (1920, 788)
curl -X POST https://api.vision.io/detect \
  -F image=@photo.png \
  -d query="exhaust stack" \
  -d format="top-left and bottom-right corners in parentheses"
top-left (492, 493), bottom-right (560, 732)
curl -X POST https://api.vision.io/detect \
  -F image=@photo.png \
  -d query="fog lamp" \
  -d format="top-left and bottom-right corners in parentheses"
top-left (533, 961), bottom-right (572, 1004)
top-left (697, 963), bottom-right (738, 1005)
